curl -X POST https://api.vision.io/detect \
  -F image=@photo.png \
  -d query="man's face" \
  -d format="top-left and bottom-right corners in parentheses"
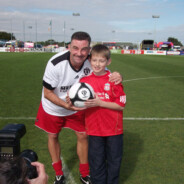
top-left (69, 39), bottom-right (90, 70)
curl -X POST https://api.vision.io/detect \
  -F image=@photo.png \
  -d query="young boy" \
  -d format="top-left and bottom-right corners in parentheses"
top-left (80, 44), bottom-right (126, 184)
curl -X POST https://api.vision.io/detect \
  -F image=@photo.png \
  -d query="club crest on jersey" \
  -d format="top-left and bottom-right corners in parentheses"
top-left (104, 83), bottom-right (110, 91)
top-left (83, 67), bottom-right (91, 75)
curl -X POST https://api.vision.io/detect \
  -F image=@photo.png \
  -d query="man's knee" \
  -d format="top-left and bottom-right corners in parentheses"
top-left (76, 132), bottom-right (88, 142)
top-left (48, 133), bottom-right (59, 140)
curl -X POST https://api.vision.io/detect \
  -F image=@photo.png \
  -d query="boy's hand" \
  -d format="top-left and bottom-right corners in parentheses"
top-left (85, 93), bottom-right (101, 108)
top-left (109, 72), bottom-right (123, 84)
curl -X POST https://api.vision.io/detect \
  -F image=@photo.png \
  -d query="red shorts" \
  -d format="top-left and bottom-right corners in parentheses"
top-left (35, 103), bottom-right (85, 134)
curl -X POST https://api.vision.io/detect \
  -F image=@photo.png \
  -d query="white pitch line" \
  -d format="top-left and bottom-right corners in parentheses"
top-left (0, 117), bottom-right (35, 120)
top-left (61, 157), bottom-right (77, 184)
top-left (123, 76), bottom-right (184, 83)
top-left (0, 117), bottom-right (184, 121)
top-left (124, 117), bottom-right (184, 121)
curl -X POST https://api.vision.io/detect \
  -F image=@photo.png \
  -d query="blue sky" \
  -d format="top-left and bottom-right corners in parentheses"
top-left (0, 0), bottom-right (183, 44)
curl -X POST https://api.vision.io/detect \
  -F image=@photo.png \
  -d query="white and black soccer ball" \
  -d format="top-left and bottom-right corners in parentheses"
top-left (69, 82), bottom-right (94, 107)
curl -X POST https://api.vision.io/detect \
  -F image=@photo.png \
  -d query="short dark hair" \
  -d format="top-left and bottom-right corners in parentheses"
top-left (71, 31), bottom-right (91, 45)
top-left (90, 44), bottom-right (111, 60)
top-left (0, 157), bottom-right (28, 184)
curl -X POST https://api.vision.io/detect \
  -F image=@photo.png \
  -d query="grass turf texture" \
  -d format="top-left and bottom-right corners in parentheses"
top-left (0, 53), bottom-right (184, 184)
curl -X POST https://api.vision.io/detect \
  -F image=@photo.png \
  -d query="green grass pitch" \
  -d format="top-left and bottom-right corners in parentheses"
top-left (0, 53), bottom-right (184, 184)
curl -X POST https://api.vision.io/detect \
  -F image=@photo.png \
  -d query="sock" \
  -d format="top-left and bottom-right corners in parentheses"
top-left (79, 163), bottom-right (90, 177)
top-left (52, 160), bottom-right (64, 176)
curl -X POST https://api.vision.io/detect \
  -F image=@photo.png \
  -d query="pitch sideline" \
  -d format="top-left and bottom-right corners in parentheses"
top-left (0, 117), bottom-right (184, 120)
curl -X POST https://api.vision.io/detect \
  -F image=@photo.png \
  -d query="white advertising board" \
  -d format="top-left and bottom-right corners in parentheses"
top-left (144, 50), bottom-right (166, 55)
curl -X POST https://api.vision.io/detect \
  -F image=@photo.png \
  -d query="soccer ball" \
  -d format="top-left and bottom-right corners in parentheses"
top-left (69, 82), bottom-right (94, 107)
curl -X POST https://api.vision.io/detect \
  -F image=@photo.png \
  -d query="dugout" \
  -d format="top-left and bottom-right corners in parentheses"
top-left (140, 40), bottom-right (154, 50)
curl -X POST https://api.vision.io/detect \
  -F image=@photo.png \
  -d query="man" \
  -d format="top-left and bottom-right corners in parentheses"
top-left (35, 32), bottom-right (122, 184)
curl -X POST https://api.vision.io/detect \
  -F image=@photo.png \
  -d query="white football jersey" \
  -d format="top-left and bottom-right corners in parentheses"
top-left (41, 50), bottom-right (92, 116)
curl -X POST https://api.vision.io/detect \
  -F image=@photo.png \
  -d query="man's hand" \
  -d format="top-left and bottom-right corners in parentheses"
top-left (65, 94), bottom-right (86, 111)
top-left (109, 72), bottom-right (123, 84)
top-left (28, 162), bottom-right (48, 184)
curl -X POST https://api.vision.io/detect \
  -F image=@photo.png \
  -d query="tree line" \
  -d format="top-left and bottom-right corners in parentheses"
top-left (0, 31), bottom-right (68, 47)
top-left (0, 31), bottom-right (183, 47)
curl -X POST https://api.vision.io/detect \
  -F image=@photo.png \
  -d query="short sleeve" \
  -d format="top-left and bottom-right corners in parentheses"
top-left (112, 83), bottom-right (126, 107)
top-left (43, 61), bottom-right (59, 90)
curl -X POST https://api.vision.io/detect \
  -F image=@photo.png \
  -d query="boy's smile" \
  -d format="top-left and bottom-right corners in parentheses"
top-left (90, 54), bottom-right (111, 76)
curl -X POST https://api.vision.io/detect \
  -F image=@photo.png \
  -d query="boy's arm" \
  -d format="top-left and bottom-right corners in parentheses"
top-left (85, 94), bottom-right (124, 111)
top-left (98, 100), bottom-right (124, 111)
top-left (85, 83), bottom-right (126, 110)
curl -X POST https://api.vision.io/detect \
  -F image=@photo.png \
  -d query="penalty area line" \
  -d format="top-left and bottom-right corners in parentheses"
top-left (123, 76), bottom-right (184, 83)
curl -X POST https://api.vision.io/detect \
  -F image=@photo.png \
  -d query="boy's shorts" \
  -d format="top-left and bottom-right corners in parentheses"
top-left (35, 102), bottom-right (86, 134)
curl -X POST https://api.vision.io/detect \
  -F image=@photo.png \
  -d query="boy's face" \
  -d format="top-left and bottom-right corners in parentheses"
top-left (90, 54), bottom-right (111, 76)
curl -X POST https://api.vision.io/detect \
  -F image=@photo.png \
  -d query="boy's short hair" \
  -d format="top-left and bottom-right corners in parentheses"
top-left (71, 31), bottom-right (91, 45)
top-left (90, 44), bottom-right (111, 60)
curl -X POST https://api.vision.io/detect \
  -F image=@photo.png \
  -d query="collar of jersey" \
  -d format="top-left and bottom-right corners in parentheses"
top-left (92, 70), bottom-right (110, 78)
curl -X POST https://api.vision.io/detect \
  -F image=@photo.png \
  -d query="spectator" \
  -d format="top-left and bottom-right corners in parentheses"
top-left (0, 158), bottom-right (48, 184)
